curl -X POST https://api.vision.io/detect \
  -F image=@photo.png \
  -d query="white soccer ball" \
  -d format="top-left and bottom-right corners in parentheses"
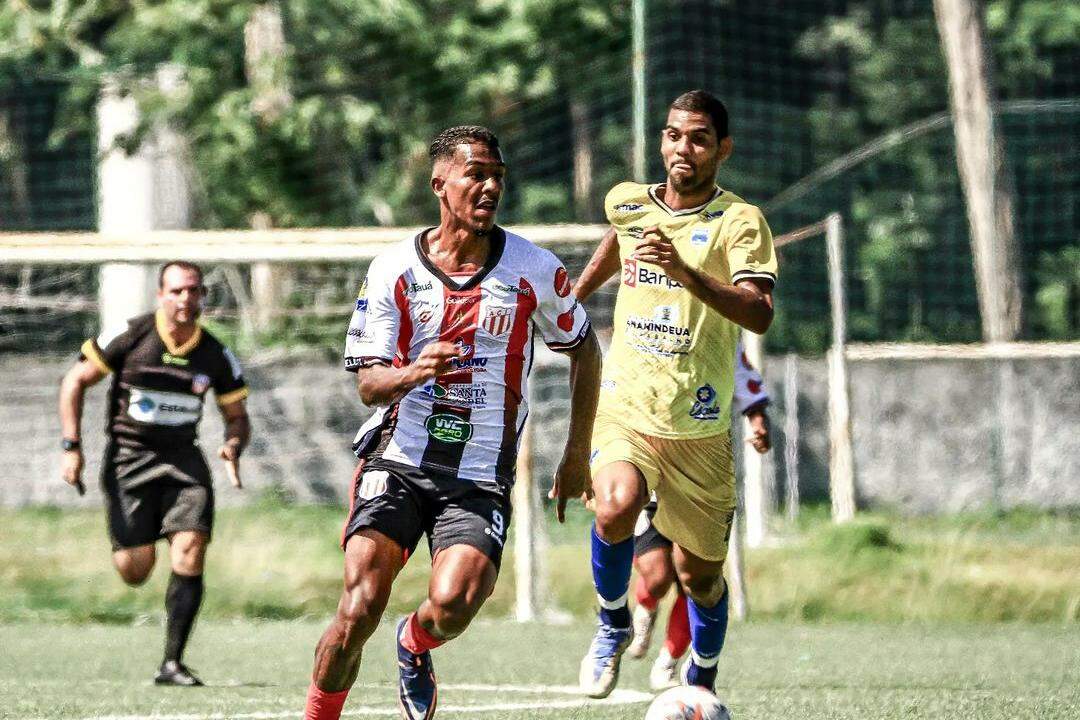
top-left (644, 685), bottom-right (731, 720)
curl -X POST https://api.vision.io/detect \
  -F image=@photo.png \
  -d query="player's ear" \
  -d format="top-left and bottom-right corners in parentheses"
top-left (718, 136), bottom-right (733, 163)
top-left (430, 169), bottom-right (446, 198)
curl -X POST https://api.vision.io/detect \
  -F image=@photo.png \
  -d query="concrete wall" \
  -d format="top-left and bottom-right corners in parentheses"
top-left (6, 353), bottom-right (1079, 513)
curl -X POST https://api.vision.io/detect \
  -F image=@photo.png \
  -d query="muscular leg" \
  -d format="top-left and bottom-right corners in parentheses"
top-left (311, 529), bottom-right (405, 693)
top-left (634, 547), bottom-right (677, 609)
top-left (161, 531), bottom-right (208, 668)
top-left (672, 543), bottom-right (728, 689)
top-left (112, 544), bottom-right (156, 586)
top-left (414, 544), bottom-right (497, 642)
top-left (591, 462), bottom-right (649, 626)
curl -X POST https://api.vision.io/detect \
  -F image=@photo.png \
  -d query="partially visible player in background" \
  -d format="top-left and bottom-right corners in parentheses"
top-left (572, 89), bottom-right (777, 698)
top-left (303, 125), bottom-right (600, 720)
top-left (628, 344), bottom-right (772, 690)
top-left (58, 261), bottom-right (250, 686)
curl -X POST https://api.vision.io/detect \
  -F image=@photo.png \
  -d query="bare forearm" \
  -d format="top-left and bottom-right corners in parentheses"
top-left (357, 364), bottom-right (424, 406)
top-left (681, 271), bottom-right (774, 334)
top-left (223, 414), bottom-right (250, 452)
top-left (573, 227), bottom-right (620, 302)
top-left (58, 374), bottom-right (86, 441)
top-left (562, 331), bottom-right (602, 457)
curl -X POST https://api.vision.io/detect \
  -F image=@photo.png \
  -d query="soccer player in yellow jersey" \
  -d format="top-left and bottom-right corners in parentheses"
top-left (574, 90), bottom-right (777, 698)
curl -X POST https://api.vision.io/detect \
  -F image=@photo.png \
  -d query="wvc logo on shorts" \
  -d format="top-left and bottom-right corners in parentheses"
top-left (425, 413), bottom-right (473, 443)
top-left (482, 305), bottom-right (513, 336)
top-left (191, 373), bottom-right (211, 395)
top-left (689, 384), bottom-right (720, 421)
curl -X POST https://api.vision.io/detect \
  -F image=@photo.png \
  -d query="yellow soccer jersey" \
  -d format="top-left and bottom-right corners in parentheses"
top-left (597, 181), bottom-right (777, 438)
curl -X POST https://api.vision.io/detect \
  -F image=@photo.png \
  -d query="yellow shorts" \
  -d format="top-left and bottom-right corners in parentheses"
top-left (591, 411), bottom-right (736, 562)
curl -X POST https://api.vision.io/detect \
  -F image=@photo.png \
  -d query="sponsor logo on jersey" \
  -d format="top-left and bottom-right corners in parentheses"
top-left (626, 316), bottom-right (691, 337)
top-left (355, 298), bottom-right (368, 313)
top-left (445, 294), bottom-right (479, 305)
top-left (614, 202), bottom-right (644, 212)
top-left (554, 267), bottom-right (572, 298)
top-left (653, 305), bottom-right (679, 323)
top-left (622, 259), bottom-right (683, 290)
top-left (422, 382), bottom-right (488, 408)
top-left (700, 209), bottom-right (725, 221)
top-left (625, 314), bottom-right (693, 356)
top-left (161, 352), bottom-right (190, 367)
top-left (346, 326), bottom-right (371, 339)
top-left (406, 280), bottom-right (434, 295)
top-left (691, 227), bottom-right (709, 246)
top-left (494, 282), bottom-right (531, 296)
top-left (689, 384), bottom-right (720, 420)
top-left (425, 413), bottom-right (473, 443)
top-left (191, 373), bottom-right (211, 395)
top-left (450, 339), bottom-right (488, 371)
top-left (482, 305), bottom-right (514, 336)
top-left (627, 226), bottom-right (645, 239)
top-left (127, 387), bottom-right (202, 426)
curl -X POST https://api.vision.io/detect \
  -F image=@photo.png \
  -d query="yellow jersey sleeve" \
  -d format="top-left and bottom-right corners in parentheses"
top-left (721, 203), bottom-right (777, 287)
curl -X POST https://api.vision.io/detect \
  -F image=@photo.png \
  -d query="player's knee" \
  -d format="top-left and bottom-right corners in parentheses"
top-left (594, 501), bottom-right (639, 541)
top-left (117, 566), bottom-right (152, 586)
top-left (338, 578), bottom-right (390, 639)
top-left (427, 584), bottom-right (481, 637)
top-left (680, 571), bottom-right (725, 607)
top-left (113, 549), bottom-right (154, 585)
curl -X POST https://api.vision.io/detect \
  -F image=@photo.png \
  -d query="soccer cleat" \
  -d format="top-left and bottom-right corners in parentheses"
top-left (680, 656), bottom-right (718, 693)
top-left (154, 660), bottom-right (204, 687)
top-left (627, 604), bottom-right (657, 659)
top-left (649, 650), bottom-right (680, 690)
top-left (396, 618), bottom-right (438, 720)
top-left (578, 618), bottom-right (633, 699)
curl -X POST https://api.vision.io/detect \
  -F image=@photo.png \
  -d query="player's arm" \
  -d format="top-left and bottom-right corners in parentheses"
top-left (58, 359), bottom-right (107, 491)
top-left (573, 226), bottom-right (619, 302)
top-left (355, 342), bottom-right (461, 406)
top-left (217, 399), bottom-right (250, 487)
top-left (549, 327), bottom-right (602, 522)
top-left (633, 225), bottom-right (773, 333)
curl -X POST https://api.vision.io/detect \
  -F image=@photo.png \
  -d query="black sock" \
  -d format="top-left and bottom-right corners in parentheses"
top-left (164, 573), bottom-right (204, 664)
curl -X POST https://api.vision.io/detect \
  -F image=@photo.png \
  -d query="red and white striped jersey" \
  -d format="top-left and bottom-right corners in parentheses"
top-left (344, 227), bottom-right (591, 486)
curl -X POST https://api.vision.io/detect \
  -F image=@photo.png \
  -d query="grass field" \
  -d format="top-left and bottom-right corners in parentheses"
top-left (3, 498), bottom-right (1078, 624)
top-left (2, 618), bottom-right (1078, 719)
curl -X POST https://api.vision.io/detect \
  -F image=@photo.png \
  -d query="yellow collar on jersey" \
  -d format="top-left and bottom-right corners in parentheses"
top-left (155, 308), bottom-right (203, 357)
top-left (647, 184), bottom-right (724, 217)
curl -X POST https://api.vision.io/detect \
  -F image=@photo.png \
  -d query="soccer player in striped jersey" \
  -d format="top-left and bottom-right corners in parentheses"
top-left (571, 90), bottom-right (777, 698)
top-left (303, 126), bottom-right (601, 720)
top-left (627, 344), bottom-right (772, 690)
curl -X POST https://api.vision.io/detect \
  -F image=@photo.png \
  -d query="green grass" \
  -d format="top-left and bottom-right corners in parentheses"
top-left (1, 498), bottom-right (1079, 623)
top-left (1, 619), bottom-right (1078, 719)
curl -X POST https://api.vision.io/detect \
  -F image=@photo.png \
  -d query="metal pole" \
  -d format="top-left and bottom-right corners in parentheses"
top-left (741, 330), bottom-right (770, 547)
top-left (783, 353), bottom-right (801, 523)
top-left (513, 415), bottom-right (536, 622)
top-left (631, 0), bottom-right (647, 183)
top-left (825, 213), bottom-right (856, 522)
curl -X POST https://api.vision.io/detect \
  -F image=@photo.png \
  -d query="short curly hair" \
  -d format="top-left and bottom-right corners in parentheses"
top-left (669, 90), bottom-right (729, 139)
top-left (428, 125), bottom-right (501, 164)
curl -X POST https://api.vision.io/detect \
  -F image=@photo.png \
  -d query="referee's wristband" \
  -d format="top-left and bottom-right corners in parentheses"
top-left (61, 438), bottom-right (81, 451)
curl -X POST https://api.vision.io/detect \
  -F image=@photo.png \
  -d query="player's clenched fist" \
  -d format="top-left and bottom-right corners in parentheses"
top-left (410, 341), bottom-right (462, 382)
top-left (549, 448), bottom-right (592, 523)
top-left (61, 448), bottom-right (84, 488)
top-left (632, 225), bottom-right (691, 284)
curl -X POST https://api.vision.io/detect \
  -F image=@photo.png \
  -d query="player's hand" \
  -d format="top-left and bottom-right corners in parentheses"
top-left (549, 449), bottom-right (591, 523)
top-left (410, 341), bottom-right (462, 383)
top-left (61, 449), bottom-right (85, 495)
top-left (632, 226), bottom-right (691, 284)
top-left (746, 409), bottom-right (771, 454)
top-left (218, 440), bottom-right (243, 489)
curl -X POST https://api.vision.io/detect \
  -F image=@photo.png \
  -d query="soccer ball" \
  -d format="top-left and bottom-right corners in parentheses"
top-left (644, 685), bottom-right (731, 720)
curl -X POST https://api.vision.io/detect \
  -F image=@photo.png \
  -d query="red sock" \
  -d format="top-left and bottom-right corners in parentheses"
top-left (304, 683), bottom-right (350, 720)
top-left (634, 575), bottom-right (660, 612)
top-left (664, 593), bottom-right (691, 658)
top-left (400, 612), bottom-right (446, 655)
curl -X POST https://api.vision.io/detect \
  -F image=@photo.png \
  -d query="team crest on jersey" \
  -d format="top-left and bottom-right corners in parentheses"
top-left (554, 267), bottom-right (571, 298)
top-left (689, 384), bottom-right (720, 421)
top-left (482, 305), bottom-right (514, 336)
top-left (691, 227), bottom-right (709, 246)
top-left (191, 373), bottom-right (211, 395)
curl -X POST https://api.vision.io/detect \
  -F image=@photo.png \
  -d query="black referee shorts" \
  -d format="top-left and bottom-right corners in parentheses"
top-left (101, 442), bottom-right (214, 550)
top-left (342, 459), bottom-right (512, 571)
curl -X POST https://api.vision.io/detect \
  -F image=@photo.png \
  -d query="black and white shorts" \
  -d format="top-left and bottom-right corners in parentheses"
top-left (101, 442), bottom-right (214, 550)
top-left (633, 500), bottom-right (672, 557)
top-left (341, 458), bottom-right (512, 571)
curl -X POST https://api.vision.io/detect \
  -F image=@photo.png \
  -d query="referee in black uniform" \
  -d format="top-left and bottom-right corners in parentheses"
top-left (58, 261), bottom-right (250, 686)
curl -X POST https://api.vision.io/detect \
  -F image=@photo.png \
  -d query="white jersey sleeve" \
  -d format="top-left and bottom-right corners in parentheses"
top-left (733, 341), bottom-right (769, 413)
top-left (344, 255), bottom-right (402, 371)
top-left (531, 256), bottom-right (591, 352)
